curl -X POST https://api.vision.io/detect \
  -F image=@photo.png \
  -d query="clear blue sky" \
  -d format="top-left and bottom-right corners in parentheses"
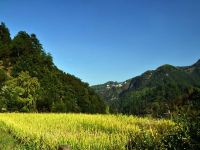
top-left (0, 0), bottom-right (200, 85)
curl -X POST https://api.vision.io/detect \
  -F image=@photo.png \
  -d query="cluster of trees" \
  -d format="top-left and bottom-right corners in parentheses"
top-left (0, 22), bottom-right (106, 113)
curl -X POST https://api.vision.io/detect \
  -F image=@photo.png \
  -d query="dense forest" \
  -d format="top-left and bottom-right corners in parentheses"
top-left (0, 22), bottom-right (106, 113)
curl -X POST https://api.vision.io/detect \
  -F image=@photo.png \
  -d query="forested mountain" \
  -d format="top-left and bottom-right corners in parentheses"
top-left (92, 60), bottom-right (200, 116)
top-left (91, 80), bottom-right (131, 113)
top-left (0, 22), bottom-right (106, 113)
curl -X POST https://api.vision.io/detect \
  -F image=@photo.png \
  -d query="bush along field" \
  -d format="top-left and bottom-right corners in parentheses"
top-left (0, 113), bottom-right (189, 150)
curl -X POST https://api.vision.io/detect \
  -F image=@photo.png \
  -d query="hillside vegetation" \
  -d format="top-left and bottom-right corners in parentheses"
top-left (0, 22), bottom-right (106, 113)
top-left (92, 60), bottom-right (200, 116)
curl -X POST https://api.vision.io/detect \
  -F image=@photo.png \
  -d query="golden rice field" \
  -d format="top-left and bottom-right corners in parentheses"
top-left (0, 113), bottom-right (182, 150)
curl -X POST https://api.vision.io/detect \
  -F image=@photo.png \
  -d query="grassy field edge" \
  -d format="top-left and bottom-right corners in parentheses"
top-left (0, 121), bottom-right (25, 150)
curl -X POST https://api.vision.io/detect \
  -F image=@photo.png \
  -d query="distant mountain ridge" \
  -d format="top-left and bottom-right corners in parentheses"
top-left (92, 59), bottom-right (200, 115)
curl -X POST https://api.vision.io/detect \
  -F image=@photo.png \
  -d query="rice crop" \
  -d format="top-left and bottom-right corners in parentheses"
top-left (0, 113), bottom-right (183, 149)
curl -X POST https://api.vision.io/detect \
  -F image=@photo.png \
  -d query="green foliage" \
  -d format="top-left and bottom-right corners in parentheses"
top-left (172, 111), bottom-right (200, 149)
top-left (171, 88), bottom-right (200, 149)
top-left (1, 71), bottom-right (40, 112)
top-left (126, 127), bottom-right (190, 150)
top-left (0, 68), bottom-right (8, 85)
top-left (51, 101), bottom-right (67, 112)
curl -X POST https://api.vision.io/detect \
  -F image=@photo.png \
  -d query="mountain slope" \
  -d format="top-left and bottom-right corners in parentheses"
top-left (91, 80), bottom-right (131, 112)
top-left (92, 60), bottom-right (200, 115)
top-left (0, 22), bottom-right (106, 113)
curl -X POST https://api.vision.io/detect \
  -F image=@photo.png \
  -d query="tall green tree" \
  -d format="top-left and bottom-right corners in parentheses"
top-left (0, 22), bottom-right (11, 63)
top-left (11, 31), bottom-right (33, 58)
top-left (0, 22), bottom-right (11, 44)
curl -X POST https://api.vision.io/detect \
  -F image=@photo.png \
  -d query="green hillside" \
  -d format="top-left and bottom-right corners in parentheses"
top-left (0, 22), bottom-right (106, 113)
top-left (92, 60), bottom-right (200, 116)
top-left (91, 80), bottom-right (131, 113)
